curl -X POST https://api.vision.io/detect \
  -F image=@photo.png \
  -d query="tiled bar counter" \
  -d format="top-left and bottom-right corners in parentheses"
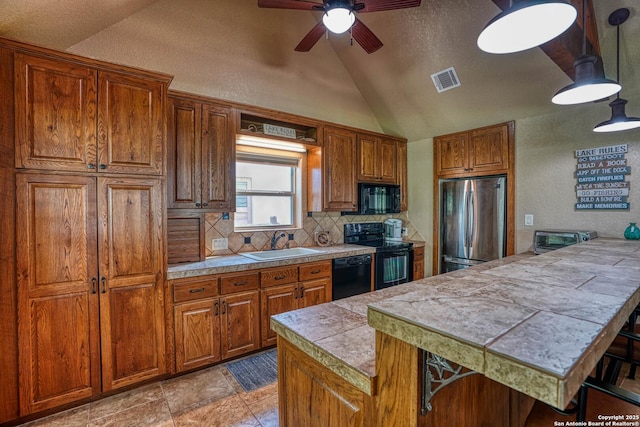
top-left (271, 239), bottom-right (640, 426)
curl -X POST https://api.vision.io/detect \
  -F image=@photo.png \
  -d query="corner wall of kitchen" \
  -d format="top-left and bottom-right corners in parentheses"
top-left (407, 92), bottom-right (640, 275)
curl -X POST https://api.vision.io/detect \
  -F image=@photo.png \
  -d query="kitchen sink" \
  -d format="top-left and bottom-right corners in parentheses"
top-left (240, 247), bottom-right (320, 261)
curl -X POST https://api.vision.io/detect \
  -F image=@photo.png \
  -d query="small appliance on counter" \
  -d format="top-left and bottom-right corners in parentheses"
top-left (384, 218), bottom-right (403, 243)
top-left (533, 229), bottom-right (598, 254)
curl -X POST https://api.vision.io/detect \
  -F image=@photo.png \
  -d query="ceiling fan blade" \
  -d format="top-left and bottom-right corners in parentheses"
top-left (356, 0), bottom-right (421, 13)
top-left (258, 0), bottom-right (323, 11)
top-left (351, 18), bottom-right (383, 54)
top-left (295, 21), bottom-right (327, 52)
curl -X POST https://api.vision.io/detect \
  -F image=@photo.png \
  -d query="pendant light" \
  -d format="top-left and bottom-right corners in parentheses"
top-left (593, 8), bottom-right (640, 132)
top-left (552, 0), bottom-right (621, 105)
top-left (477, 0), bottom-right (577, 54)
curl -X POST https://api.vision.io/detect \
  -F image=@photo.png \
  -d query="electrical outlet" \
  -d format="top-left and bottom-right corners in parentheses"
top-left (524, 214), bottom-right (534, 226)
top-left (212, 238), bottom-right (228, 250)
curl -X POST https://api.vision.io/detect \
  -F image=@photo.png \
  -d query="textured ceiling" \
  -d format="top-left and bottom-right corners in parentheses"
top-left (1, 0), bottom-right (639, 141)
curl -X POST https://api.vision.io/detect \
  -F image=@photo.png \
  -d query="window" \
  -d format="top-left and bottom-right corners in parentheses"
top-left (235, 147), bottom-right (303, 230)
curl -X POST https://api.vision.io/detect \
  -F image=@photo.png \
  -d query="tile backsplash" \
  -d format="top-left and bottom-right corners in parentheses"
top-left (205, 211), bottom-right (424, 256)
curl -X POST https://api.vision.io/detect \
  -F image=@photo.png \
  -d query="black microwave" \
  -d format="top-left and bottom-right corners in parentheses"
top-left (356, 183), bottom-right (401, 215)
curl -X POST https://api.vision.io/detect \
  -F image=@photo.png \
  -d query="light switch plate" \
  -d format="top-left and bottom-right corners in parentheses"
top-left (524, 214), bottom-right (534, 226)
top-left (212, 238), bottom-right (228, 250)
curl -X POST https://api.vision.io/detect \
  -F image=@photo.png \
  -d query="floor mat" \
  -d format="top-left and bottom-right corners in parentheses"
top-left (226, 349), bottom-right (278, 392)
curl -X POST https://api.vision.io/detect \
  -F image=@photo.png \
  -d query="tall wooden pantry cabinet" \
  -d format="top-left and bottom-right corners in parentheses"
top-left (0, 37), bottom-right (172, 420)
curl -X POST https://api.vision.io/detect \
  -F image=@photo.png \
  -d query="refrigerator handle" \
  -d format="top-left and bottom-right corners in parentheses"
top-left (462, 188), bottom-right (469, 259)
top-left (467, 190), bottom-right (475, 250)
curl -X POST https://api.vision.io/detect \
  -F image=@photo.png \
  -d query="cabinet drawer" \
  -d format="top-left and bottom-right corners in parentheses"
top-left (220, 272), bottom-right (260, 294)
top-left (174, 278), bottom-right (219, 303)
top-left (261, 266), bottom-right (299, 288)
top-left (299, 261), bottom-right (331, 281)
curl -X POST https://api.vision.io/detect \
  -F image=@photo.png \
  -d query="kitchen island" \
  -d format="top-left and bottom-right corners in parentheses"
top-left (271, 238), bottom-right (640, 426)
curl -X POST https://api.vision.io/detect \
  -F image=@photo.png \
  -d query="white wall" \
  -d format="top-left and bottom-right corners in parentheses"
top-left (408, 94), bottom-right (640, 275)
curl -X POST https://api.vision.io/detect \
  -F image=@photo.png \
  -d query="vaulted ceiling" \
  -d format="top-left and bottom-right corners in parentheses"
top-left (1, 0), bottom-right (639, 141)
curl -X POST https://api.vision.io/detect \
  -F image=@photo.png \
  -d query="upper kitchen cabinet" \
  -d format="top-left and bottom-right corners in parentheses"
top-left (357, 134), bottom-right (397, 184)
top-left (167, 92), bottom-right (235, 211)
top-left (434, 121), bottom-right (513, 177)
top-left (319, 126), bottom-right (357, 211)
top-left (14, 52), bottom-right (169, 175)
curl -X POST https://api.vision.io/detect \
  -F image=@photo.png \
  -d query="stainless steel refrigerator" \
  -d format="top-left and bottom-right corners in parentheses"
top-left (439, 176), bottom-right (506, 273)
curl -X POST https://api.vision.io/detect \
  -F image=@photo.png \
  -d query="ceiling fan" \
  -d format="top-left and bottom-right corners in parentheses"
top-left (257, 0), bottom-right (422, 54)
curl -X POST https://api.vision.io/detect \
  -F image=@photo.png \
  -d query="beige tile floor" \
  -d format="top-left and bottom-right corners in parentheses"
top-left (17, 356), bottom-right (278, 427)
top-left (16, 350), bottom-right (640, 427)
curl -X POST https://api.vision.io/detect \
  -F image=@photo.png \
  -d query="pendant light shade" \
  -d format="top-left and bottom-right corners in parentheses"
top-left (551, 55), bottom-right (621, 105)
top-left (593, 98), bottom-right (640, 132)
top-left (593, 8), bottom-right (640, 133)
top-left (322, 7), bottom-right (355, 34)
top-left (552, 0), bottom-right (621, 105)
top-left (477, 0), bottom-right (577, 54)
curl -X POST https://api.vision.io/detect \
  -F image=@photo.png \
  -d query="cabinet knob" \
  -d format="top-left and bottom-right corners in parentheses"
top-left (87, 163), bottom-right (96, 169)
top-left (202, 202), bottom-right (208, 207)
top-left (299, 286), bottom-right (304, 298)
top-left (101, 277), bottom-right (107, 294)
top-left (91, 277), bottom-right (97, 294)
top-left (195, 202), bottom-right (202, 208)
top-left (214, 301), bottom-right (219, 316)
top-left (222, 301), bottom-right (227, 314)
top-left (99, 164), bottom-right (106, 170)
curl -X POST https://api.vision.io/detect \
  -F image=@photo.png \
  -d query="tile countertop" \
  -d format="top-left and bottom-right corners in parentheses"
top-left (270, 252), bottom-right (534, 396)
top-left (367, 238), bottom-right (640, 409)
top-left (166, 244), bottom-right (376, 280)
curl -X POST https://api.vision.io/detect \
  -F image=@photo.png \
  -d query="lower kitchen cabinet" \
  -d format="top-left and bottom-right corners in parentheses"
top-left (413, 246), bottom-right (425, 280)
top-left (16, 173), bottom-right (165, 415)
top-left (260, 261), bottom-right (331, 347)
top-left (220, 290), bottom-right (260, 359)
top-left (172, 271), bottom-right (261, 373)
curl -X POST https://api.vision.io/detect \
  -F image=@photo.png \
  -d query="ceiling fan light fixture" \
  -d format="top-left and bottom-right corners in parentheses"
top-left (593, 98), bottom-right (640, 132)
top-left (322, 7), bottom-right (355, 34)
top-left (551, 55), bottom-right (621, 105)
top-left (477, 0), bottom-right (577, 54)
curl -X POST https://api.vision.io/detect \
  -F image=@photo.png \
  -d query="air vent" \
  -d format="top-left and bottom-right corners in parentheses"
top-left (431, 67), bottom-right (461, 93)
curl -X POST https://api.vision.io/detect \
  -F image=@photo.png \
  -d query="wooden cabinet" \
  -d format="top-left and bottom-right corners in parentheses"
top-left (220, 289), bottom-right (260, 360)
top-left (397, 141), bottom-right (408, 211)
top-left (175, 299), bottom-right (221, 372)
top-left (357, 134), bottom-right (397, 184)
top-left (16, 173), bottom-right (165, 414)
top-left (412, 246), bottom-right (425, 280)
top-left (14, 53), bottom-right (167, 175)
top-left (322, 126), bottom-right (357, 211)
top-left (167, 93), bottom-right (235, 211)
top-left (434, 122), bottom-right (512, 177)
top-left (260, 261), bottom-right (331, 347)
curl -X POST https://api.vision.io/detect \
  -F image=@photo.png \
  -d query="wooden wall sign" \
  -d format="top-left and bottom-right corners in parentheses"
top-left (574, 144), bottom-right (630, 210)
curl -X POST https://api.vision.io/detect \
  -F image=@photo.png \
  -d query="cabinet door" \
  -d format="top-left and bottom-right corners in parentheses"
top-left (14, 53), bottom-right (97, 172)
top-left (469, 124), bottom-right (509, 173)
top-left (378, 138), bottom-right (397, 184)
top-left (174, 299), bottom-right (221, 372)
top-left (167, 97), bottom-right (202, 209)
top-left (16, 174), bottom-right (100, 415)
top-left (220, 290), bottom-right (260, 360)
top-left (201, 104), bottom-right (235, 211)
top-left (434, 132), bottom-right (468, 176)
top-left (397, 142), bottom-right (408, 211)
top-left (357, 134), bottom-right (378, 182)
top-left (98, 177), bottom-right (165, 391)
top-left (97, 71), bottom-right (164, 175)
top-left (299, 277), bottom-right (330, 309)
top-left (324, 127), bottom-right (357, 211)
top-left (413, 247), bottom-right (425, 280)
top-left (260, 284), bottom-right (299, 347)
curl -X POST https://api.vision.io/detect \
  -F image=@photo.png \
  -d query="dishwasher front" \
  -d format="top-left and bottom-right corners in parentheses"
top-left (331, 254), bottom-right (373, 300)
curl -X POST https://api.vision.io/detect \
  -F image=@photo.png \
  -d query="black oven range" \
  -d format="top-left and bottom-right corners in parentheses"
top-left (344, 222), bottom-right (413, 290)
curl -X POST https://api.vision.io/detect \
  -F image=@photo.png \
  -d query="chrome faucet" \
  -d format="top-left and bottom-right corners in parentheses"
top-left (270, 231), bottom-right (286, 250)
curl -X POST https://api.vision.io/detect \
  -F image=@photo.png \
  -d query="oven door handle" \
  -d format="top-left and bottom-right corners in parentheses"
top-left (383, 251), bottom-right (409, 257)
